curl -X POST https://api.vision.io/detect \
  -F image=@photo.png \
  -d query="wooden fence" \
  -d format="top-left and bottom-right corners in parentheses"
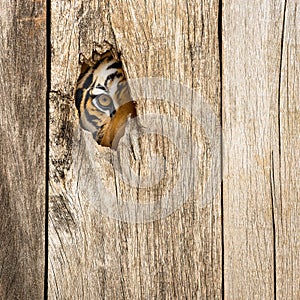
top-left (0, 0), bottom-right (299, 299)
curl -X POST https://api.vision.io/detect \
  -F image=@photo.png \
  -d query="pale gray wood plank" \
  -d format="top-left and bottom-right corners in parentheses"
top-left (222, 0), bottom-right (296, 298)
top-left (276, 1), bottom-right (300, 298)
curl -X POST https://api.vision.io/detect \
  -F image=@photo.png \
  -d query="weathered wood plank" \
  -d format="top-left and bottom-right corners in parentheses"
top-left (276, 1), bottom-right (300, 298)
top-left (0, 0), bottom-right (46, 298)
top-left (49, 0), bottom-right (221, 298)
top-left (223, 0), bottom-right (299, 298)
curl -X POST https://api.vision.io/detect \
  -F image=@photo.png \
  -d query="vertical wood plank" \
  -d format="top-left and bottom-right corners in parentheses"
top-left (276, 1), bottom-right (300, 298)
top-left (222, 0), bottom-right (298, 298)
top-left (49, 0), bottom-right (221, 298)
top-left (0, 0), bottom-right (46, 298)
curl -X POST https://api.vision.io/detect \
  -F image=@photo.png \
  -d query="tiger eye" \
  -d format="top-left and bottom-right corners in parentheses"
top-left (98, 95), bottom-right (111, 106)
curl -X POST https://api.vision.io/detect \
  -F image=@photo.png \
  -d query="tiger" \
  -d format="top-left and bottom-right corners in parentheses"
top-left (74, 50), bottom-right (136, 148)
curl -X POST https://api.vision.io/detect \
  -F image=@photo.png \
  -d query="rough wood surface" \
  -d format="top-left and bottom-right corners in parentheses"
top-left (276, 1), bottom-right (300, 298)
top-left (49, 0), bottom-right (299, 299)
top-left (0, 0), bottom-right (46, 298)
top-left (49, 0), bottom-right (221, 299)
top-left (0, 0), bottom-right (298, 298)
top-left (223, 0), bottom-right (299, 299)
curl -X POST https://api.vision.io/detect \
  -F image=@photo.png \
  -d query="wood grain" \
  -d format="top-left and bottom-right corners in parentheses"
top-left (49, 0), bottom-right (299, 298)
top-left (0, 0), bottom-right (297, 297)
top-left (0, 0), bottom-right (46, 298)
top-left (223, 0), bottom-right (299, 299)
top-left (276, 1), bottom-right (300, 298)
top-left (49, 0), bottom-right (221, 298)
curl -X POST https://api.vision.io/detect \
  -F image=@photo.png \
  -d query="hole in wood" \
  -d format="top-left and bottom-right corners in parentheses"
top-left (74, 49), bottom-right (137, 149)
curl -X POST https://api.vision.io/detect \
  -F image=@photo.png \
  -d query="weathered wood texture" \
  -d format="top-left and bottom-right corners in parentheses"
top-left (49, 0), bottom-right (221, 299)
top-left (276, 1), bottom-right (300, 298)
top-left (0, 0), bottom-right (298, 298)
top-left (223, 0), bottom-right (299, 299)
top-left (0, 0), bottom-right (46, 298)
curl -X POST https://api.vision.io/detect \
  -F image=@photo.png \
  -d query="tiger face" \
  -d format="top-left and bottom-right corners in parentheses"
top-left (75, 50), bottom-right (136, 147)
